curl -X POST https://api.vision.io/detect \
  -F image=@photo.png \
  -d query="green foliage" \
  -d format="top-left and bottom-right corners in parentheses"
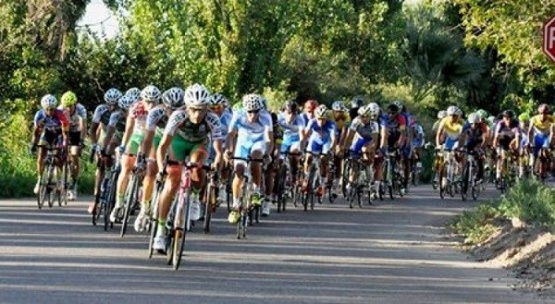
top-left (496, 179), bottom-right (555, 229)
top-left (453, 0), bottom-right (555, 106)
top-left (451, 179), bottom-right (555, 245)
top-left (450, 203), bottom-right (500, 245)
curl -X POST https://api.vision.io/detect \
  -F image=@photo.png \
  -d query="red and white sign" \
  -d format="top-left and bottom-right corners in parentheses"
top-left (543, 15), bottom-right (555, 62)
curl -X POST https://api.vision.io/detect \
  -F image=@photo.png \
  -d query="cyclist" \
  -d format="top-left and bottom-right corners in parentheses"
top-left (88, 88), bottom-right (123, 212)
top-left (380, 103), bottom-right (407, 194)
top-left (224, 94), bottom-right (273, 224)
top-left (528, 104), bottom-right (555, 177)
top-left (59, 91), bottom-right (87, 200)
top-left (492, 110), bottom-right (521, 186)
top-left (458, 112), bottom-right (488, 183)
top-left (518, 112), bottom-right (531, 178)
top-left (210, 93), bottom-right (233, 203)
top-left (264, 111), bottom-right (284, 216)
top-left (341, 103), bottom-right (380, 196)
top-left (432, 110), bottom-right (447, 133)
top-left (31, 94), bottom-right (70, 194)
top-left (436, 106), bottom-right (463, 152)
top-left (300, 105), bottom-right (338, 197)
top-left (133, 87), bottom-right (184, 232)
top-left (153, 84), bottom-right (223, 252)
top-left (331, 101), bottom-right (350, 186)
top-left (301, 99), bottom-right (318, 126)
top-left (278, 101), bottom-right (305, 188)
top-left (110, 85), bottom-right (161, 223)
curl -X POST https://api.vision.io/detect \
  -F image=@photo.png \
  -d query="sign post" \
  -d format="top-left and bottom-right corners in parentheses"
top-left (543, 15), bottom-right (555, 62)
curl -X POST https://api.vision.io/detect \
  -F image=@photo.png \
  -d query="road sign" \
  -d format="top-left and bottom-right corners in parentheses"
top-left (543, 15), bottom-right (555, 62)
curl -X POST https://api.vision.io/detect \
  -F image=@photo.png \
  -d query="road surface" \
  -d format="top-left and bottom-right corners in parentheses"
top-left (0, 187), bottom-right (548, 304)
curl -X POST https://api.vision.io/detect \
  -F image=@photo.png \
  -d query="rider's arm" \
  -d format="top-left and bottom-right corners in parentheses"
top-left (492, 123), bottom-right (500, 147)
top-left (78, 105), bottom-right (87, 144)
top-left (380, 126), bottom-right (388, 149)
top-left (101, 112), bottom-right (120, 152)
top-left (527, 120), bottom-right (534, 145)
top-left (32, 111), bottom-right (43, 145)
top-left (89, 106), bottom-right (106, 145)
top-left (120, 112), bottom-right (135, 148)
top-left (435, 124), bottom-right (444, 147)
top-left (56, 110), bottom-right (70, 145)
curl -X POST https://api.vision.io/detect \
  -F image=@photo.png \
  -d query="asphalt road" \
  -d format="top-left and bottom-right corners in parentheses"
top-left (0, 186), bottom-right (549, 304)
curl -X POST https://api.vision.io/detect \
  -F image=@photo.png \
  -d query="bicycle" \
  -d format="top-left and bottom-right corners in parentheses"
top-left (302, 151), bottom-right (326, 211)
top-left (382, 149), bottom-right (404, 199)
top-left (497, 147), bottom-right (518, 192)
top-left (203, 170), bottom-right (218, 234)
top-left (274, 151), bottom-right (301, 213)
top-left (119, 160), bottom-right (143, 238)
top-left (92, 152), bottom-right (120, 231)
top-left (36, 145), bottom-right (66, 209)
top-left (230, 156), bottom-right (264, 239)
top-left (459, 148), bottom-right (481, 201)
top-left (343, 151), bottom-right (374, 208)
top-left (439, 148), bottom-right (459, 199)
top-left (164, 161), bottom-right (211, 270)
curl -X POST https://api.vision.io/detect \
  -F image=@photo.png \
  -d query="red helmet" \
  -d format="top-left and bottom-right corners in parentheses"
top-left (304, 99), bottom-right (318, 111)
top-left (539, 103), bottom-right (550, 114)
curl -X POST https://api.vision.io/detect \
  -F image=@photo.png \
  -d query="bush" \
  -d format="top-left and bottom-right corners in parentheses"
top-left (451, 179), bottom-right (555, 245)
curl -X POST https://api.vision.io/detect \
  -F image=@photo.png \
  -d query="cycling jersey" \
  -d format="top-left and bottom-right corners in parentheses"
top-left (229, 109), bottom-right (273, 159)
top-left (381, 113), bottom-right (407, 148)
top-left (59, 103), bottom-right (87, 133)
top-left (305, 118), bottom-right (337, 154)
top-left (411, 123), bottom-right (425, 148)
top-left (349, 117), bottom-right (379, 154)
top-left (34, 109), bottom-right (69, 147)
top-left (495, 119), bottom-right (520, 138)
top-left (144, 105), bottom-right (169, 153)
top-left (165, 109), bottom-right (222, 162)
top-left (461, 122), bottom-right (487, 149)
top-left (92, 104), bottom-right (114, 127)
top-left (439, 117), bottom-right (463, 139)
top-left (530, 115), bottom-right (554, 135)
top-left (301, 112), bottom-right (315, 126)
top-left (126, 102), bottom-right (150, 155)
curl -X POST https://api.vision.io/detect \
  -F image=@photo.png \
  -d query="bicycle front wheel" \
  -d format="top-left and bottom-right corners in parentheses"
top-left (172, 189), bottom-right (191, 270)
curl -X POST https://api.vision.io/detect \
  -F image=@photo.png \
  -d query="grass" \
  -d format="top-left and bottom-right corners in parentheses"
top-left (450, 179), bottom-right (555, 245)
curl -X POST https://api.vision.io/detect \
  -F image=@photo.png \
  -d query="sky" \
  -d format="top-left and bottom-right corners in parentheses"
top-left (77, 0), bottom-right (119, 39)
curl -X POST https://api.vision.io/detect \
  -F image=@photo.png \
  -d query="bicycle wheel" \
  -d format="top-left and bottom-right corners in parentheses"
top-left (47, 166), bottom-right (55, 208)
top-left (204, 183), bottom-right (216, 234)
top-left (439, 163), bottom-right (446, 199)
top-left (276, 165), bottom-right (287, 212)
top-left (341, 160), bottom-right (350, 198)
top-left (61, 157), bottom-right (70, 206)
top-left (37, 165), bottom-right (50, 209)
top-left (120, 174), bottom-right (139, 238)
top-left (172, 189), bottom-right (191, 270)
top-left (104, 175), bottom-right (117, 231)
top-left (148, 180), bottom-right (163, 258)
top-left (460, 164), bottom-right (469, 201)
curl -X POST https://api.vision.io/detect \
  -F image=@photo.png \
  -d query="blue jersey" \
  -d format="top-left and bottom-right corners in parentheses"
top-left (278, 113), bottom-right (305, 141)
top-left (229, 110), bottom-right (273, 142)
top-left (305, 118), bottom-right (337, 144)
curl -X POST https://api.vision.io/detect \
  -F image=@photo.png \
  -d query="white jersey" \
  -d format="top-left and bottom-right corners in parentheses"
top-left (164, 109), bottom-right (222, 142)
top-left (59, 103), bottom-right (87, 132)
top-left (349, 117), bottom-right (379, 140)
top-left (145, 105), bottom-right (167, 132)
top-left (229, 109), bottom-right (273, 142)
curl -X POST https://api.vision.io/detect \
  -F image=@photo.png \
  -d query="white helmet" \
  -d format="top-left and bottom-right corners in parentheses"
top-left (332, 101), bottom-right (346, 111)
top-left (368, 102), bottom-right (380, 114)
top-left (104, 88), bottom-right (123, 105)
top-left (140, 85), bottom-right (161, 103)
top-left (468, 112), bottom-right (480, 123)
top-left (184, 83), bottom-right (211, 107)
top-left (437, 110), bottom-right (447, 119)
top-left (162, 87), bottom-right (185, 109)
top-left (455, 107), bottom-right (463, 116)
top-left (315, 105), bottom-right (329, 118)
top-left (446, 106), bottom-right (458, 116)
top-left (126, 87), bottom-right (141, 100)
top-left (40, 94), bottom-right (58, 109)
top-left (243, 94), bottom-right (261, 111)
top-left (118, 94), bottom-right (135, 110)
top-left (357, 104), bottom-right (372, 116)
top-left (211, 93), bottom-right (228, 106)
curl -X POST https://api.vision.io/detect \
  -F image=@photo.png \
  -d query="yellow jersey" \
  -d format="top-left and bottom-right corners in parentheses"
top-left (332, 114), bottom-right (351, 130)
top-left (439, 116), bottom-right (464, 139)
top-left (530, 115), bottom-right (554, 135)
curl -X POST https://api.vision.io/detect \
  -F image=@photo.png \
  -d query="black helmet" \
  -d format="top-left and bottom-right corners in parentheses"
top-left (387, 103), bottom-right (399, 113)
top-left (350, 96), bottom-right (364, 109)
top-left (284, 100), bottom-right (298, 114)
top-left (502, 110), bottom-right (515, 119)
